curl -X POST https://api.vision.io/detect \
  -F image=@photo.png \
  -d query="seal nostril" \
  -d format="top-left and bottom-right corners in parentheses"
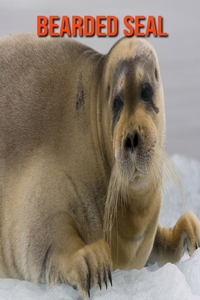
top-left (133, 132), bottom-right (138, 148)
top-left (125, 136), bottom-right (132, 150)
top-left (125, 132), bottom-right (139, 152)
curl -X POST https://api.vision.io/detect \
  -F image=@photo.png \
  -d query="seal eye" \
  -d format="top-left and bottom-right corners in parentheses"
top-left (141, 84), bottom-right (153, 102)
top-left (113, 96), bottom-right (124, 113)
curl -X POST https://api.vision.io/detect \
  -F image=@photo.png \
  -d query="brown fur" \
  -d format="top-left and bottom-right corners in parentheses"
top-left (0, 34), bottom-right (199, 298)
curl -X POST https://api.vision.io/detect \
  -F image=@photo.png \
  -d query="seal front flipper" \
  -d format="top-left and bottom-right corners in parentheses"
top-left (43, 236), bottom-right (112, 299)
top-left (148, 211), bottom-right (200, 265)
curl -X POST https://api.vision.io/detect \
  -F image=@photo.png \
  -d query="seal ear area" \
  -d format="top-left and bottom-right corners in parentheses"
top-left (75, 72), bottom-right (85, 116)
top-left (107, 85), bottom-right (110, 101)
top-left (140, 83), bottom-right (159, 114)
top-left (155, 68), bottom-right (159, 81)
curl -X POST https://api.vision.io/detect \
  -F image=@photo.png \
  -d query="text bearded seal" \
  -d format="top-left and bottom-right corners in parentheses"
top-left (0, 34), bottom-right (199, 298)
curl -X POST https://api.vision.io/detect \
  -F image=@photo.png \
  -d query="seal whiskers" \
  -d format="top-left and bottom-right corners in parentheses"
top-left (103, 163), bottom-right (128, 236)
top-left (153, 144), bottom-right (186, 221)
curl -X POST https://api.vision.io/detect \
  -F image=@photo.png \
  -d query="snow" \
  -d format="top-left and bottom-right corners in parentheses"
top-left (0, 154), bottom-right (200, 300)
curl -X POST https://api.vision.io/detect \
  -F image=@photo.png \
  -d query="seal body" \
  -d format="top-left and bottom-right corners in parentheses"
top-left (0, 34), bottom-right (108, 280)
top-left (0, 34), bottom-right (199, 297)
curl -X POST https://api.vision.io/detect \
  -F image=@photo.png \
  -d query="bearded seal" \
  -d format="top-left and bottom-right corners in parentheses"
top-left (0, 33), bottom-right (199, 298)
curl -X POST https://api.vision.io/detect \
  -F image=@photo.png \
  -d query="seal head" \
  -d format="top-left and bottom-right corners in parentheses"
top-left (101, 37), bottom-right (165, 190)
